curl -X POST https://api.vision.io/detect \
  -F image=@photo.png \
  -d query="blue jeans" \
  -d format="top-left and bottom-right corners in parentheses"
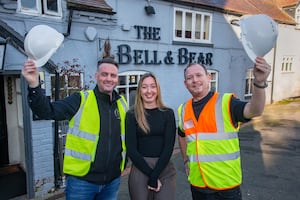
top-left (65, 176), bottom-right (121, 200)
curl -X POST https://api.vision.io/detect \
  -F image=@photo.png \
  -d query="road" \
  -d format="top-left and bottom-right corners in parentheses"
top-left (45, 98), bottom-right (300, 200)
top-left (118, 98), bottom-right (300, 200)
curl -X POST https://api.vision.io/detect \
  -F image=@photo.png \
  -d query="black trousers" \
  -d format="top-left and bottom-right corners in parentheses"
top-left (191, 186), bottom-right (242, 200)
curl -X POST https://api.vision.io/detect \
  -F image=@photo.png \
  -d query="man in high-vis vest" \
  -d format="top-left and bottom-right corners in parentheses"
top-left (22, 57), bottom-right (128, 200)
top-left (178, 57), bottom-right (271, 200)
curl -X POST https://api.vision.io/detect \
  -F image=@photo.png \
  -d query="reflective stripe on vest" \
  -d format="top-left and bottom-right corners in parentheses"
top-left (188, 151), bottom-right (240, 162)
top-left (63, 90), bottom-right (128, 176)
top-left (177, 93), bottom-right (241, 190)
top-left (118, 95), bottom-right (129, 171)
top-left (64, 149), bottom-right (91, 161)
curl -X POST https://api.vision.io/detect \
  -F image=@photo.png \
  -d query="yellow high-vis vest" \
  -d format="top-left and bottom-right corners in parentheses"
top-left (178, 93), bottom-right (241, 190)
top-left (63, 90), bottom-right (128, 176)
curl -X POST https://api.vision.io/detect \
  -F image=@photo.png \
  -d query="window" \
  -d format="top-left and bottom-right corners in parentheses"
top-left (51, 72), bottom-right (84, 100)
top-left (209, 70), bottom-right (218, 92)
top-left (295, 7), bottom-right (300, 28)
top-left (116, 71), bottom-right (148, 107)
top-left (17, 0), bottom-right (62, 17)
top-left (174, 8), bottom-right (212, 43)
top-left (281, 56), bottom-right (294, 72)
top-left (244, 69), bottom-right (254, 98)
top-left (208, 70), bottom-right (218, 92)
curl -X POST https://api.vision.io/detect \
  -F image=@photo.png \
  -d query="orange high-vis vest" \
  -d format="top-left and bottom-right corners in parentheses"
top-left (178, 93), bottom-right (241, 190)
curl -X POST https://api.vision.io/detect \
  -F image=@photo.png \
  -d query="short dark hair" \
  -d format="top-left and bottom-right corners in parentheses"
top-left (97, 57), bottom-right (119, 69)
top-left (184, 63), bottom-right (208, 80)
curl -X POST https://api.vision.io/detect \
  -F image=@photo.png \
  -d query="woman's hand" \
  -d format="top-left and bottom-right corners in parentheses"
top-left (148, 179), bottom-right (162, 192)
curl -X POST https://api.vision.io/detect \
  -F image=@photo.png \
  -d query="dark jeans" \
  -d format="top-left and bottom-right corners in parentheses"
top-left (191, 186), bottom-right (242, 200)
top-left (65, 176), bottom-right (120, 200)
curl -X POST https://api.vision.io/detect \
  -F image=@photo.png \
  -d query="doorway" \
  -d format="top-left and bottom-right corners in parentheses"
top-left (0, 75), bottom-right (27, 199)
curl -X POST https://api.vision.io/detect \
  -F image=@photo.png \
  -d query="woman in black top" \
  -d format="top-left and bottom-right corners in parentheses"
top-left (125, 73), bottom-right (176, 200)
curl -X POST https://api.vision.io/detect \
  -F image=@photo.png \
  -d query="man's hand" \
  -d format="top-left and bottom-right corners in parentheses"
top-left (22, 59), bottom-right (40, 88)
top-left (253, 57), bottom-right (271, 84)
top-left (184, 161), bottom-right (190, 177)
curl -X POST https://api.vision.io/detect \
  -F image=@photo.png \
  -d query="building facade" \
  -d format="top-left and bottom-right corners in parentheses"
top-left (0, 0), bottom-right (299, 198)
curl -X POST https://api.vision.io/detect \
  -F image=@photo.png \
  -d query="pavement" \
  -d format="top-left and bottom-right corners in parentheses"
top-left (44, 97), bottom-right (300, 200)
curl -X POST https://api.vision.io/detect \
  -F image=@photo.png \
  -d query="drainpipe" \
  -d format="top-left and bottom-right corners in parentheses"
top-left (53, 71), bottom-right (62, 188)
top-left (270, 40), bottom-right (277, 104)
top-left (52, 8), bottom-right (73, 188)
top-left (63, 9), bottom-right (73, 37)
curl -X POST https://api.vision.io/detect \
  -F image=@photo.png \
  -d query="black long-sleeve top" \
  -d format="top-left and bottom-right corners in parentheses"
top-left (125, 107), bottom-right (176, 188)
top-left (28, 85), bottom-right (123, 184)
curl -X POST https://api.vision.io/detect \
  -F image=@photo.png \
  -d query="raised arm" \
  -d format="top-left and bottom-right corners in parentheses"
top-left (243, 57), bottom-right (271, 119)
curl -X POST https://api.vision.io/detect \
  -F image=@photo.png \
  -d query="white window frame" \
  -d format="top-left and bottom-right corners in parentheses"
top-left (173, 7), bottom-right (212, 44)
top-left (295, 6), bottom-right (300, 29)
top-left (17, 0), bottom-right (62, 18)
top-left (208, 70), bottom-right (218, 92)
top-left (50, 72), bottom-right (84, 100)
top-left (116, 71), bottom-right (148, 107)
top-left (281, 55), bottom-right (294, 73)
top-left (244, 69), bottom-right (254, 98)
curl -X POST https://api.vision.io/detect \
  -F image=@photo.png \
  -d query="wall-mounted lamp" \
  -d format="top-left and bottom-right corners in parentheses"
top-left (145, 0), bottom-right (155, 15)
top-left (0, 39), bottom-right (6, 70)
top-left (145, 5), bottom-right (155, 15)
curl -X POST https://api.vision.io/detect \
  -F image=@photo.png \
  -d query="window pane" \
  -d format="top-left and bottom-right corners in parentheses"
top-left (129, 89), bottom-right (137, 107)
top-left (175, 10), bottom-right (183, 37)
top-left (203, 15), bottom-right (210, 40)
top-left (210, 72), bottom-right (216, 80)
top-left (245, 79), bottom-right (250, 94)
top-left (68, 75), bottom-right (81, 88)
top-left (119, 76), bottom-right (126, 85)
top-left (210, 82), bottom-right (216, 92)
top-left (129, 75), bottom-right (138, 85)
top-left (21, 0), bottom-right (37, 9)
top-left (47, 0), bottom-right (58, 12)
top-left (59, 76), bottom-right (65, 88)
top-left (195, 14), bottom-right (201, 39)
top-left (185, 12), bottom-right (192, 38)
top-left (244, 69), bottom-right (253, 97)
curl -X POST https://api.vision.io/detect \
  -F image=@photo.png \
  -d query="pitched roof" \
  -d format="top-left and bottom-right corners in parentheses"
top-left (67, 0), bottom-right (115, 14)
top-left (163, 0), bottom-right (296, 24)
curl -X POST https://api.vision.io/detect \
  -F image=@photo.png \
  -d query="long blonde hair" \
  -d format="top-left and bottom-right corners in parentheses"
top-left (134, 72), bottom-right (168, 134)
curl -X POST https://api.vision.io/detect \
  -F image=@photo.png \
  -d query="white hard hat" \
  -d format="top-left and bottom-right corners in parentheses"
top-left (239, 14), bottom-right (278, 62)
top-left (24, 25), bottom-right (64, 67)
